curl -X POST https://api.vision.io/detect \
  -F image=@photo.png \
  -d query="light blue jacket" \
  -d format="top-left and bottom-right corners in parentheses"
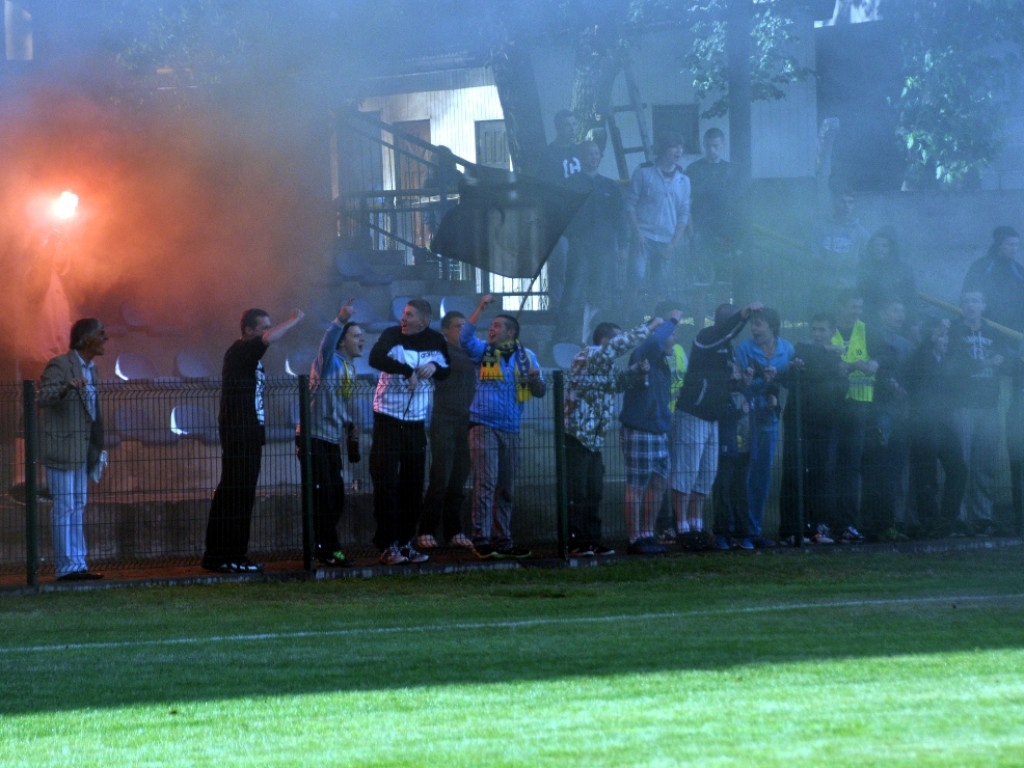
top-left (461, 321), bottom-right (545, 433)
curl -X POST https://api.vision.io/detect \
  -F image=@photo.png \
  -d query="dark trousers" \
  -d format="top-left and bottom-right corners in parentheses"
top-left (834, 400), bottom-right (869, 529)
top-left (369, 412), bottom-right (426, 551)
top-left (909, 419), bottom-right (967, 535)
top-left (779, 419), bottom-right (837, 538)
top-left (565, 435), bottom-right (605, 544)
top-left (420, 416), bottom-right (470, 540)
top-left (861, 413), bottom-right (908, 537)
top-left (205, 437), bottom-right (263, 563)
top-left (296, 437), bottom-right (345, 552)
top-left (713, 452), bottom-right (750, 538)
top-left (1006, 398), bottom-right (1024, 535)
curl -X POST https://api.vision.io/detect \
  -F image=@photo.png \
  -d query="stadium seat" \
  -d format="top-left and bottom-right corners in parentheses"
top-left (353, 355), bottom-right (377, 379)
top-left (391, 296), bottom-right (412, 321)
top-left (348, 297), bottom-right (392, 333)
top-left (552, 342), bottom-right (582, 369)
top-left (114, 352), bottom-right (160, 382)
top-left (334, 249), bottom-right (393, 286)
top-left (265, 401), bottom-right (301, 442)
top-left (174, 350), bottom-right (216, 380)
top-left (169, 404), bottom-right (220, 445)
top-left (440, 295), bottom-right (476, 319)
top-left (120, 300), bottom-right (149, 330)
top-left (284, 351), bottom-right (315, 378)
top-left (113, 404), bottom-right (179, 446)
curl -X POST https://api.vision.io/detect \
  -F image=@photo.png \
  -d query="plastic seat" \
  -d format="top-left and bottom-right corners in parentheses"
top-left (174, 350), bottom-right (216, 380)
top-left (266, 401), bottom-right (301, 442)
top-left (440, 295), bottom-right (476, 319)
top-left (115, 352), bottom-right (160, 382)
top-left (284, 351), bottom-right (316, 378)
top-left (113, 405), bottom-right (179, 446)
top-left (348, 298), bottom-right (392, 333)
top-left (353, 355), bottom-right (379, 383)
top-left (170, 404), bottom-right (220, 445)
top-left (334, 249), bottom-right (393, 286)
top-left (120, 300), bottom-right (149, 330)
top-left (391, 296), bottom-right (412, 321)
top-left (552, 342), bottom-right (583, 369)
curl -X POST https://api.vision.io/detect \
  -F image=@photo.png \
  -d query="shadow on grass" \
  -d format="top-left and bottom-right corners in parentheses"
top-left (1, 547), bottom-right (1023, 715)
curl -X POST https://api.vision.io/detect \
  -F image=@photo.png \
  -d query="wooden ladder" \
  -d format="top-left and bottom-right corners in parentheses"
top-left (604, 60), bottom-right (653, 181)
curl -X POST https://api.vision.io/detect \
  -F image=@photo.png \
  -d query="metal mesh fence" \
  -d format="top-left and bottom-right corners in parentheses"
top-left (2, 368), bottom-right (1021, 584)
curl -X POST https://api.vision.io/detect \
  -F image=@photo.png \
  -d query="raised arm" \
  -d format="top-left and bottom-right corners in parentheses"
top-left (263, 309), bottom-right (305, 345)
top-left (468, 293), bottom-right (494, 326)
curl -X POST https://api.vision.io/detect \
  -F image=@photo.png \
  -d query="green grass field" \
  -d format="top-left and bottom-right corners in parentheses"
top-left (2, 547), bottom-right (1024, 767)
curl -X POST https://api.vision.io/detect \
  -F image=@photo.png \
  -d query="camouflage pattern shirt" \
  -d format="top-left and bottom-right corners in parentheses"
top-left (563, 322), bottom-right (651, 452)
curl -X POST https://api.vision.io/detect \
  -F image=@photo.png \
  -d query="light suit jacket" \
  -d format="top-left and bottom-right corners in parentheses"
top-left (37, 351), bottom-right (104, 471)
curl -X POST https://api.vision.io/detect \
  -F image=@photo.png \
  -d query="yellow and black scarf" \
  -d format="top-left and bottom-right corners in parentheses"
top-left (480, 340), bottom-right (533, 403)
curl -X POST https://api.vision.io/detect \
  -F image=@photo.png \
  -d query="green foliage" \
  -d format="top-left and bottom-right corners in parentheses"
top-left (98, 0), bottom-right (251, 82)
top-left (889, 0), bottom-right (1024, 187)
top-left (678, 0), bottom-right (814, 119)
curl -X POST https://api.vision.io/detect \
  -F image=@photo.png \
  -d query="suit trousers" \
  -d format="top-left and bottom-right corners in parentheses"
top-left (46, 463), bottom-right (89, 577)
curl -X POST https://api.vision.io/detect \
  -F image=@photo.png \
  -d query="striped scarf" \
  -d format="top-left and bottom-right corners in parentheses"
top-left (480, 340), bottom-right (532, 403)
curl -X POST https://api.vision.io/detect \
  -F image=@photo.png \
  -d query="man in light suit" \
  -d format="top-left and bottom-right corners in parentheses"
top-left (37, 318), bottom-right (108, 581)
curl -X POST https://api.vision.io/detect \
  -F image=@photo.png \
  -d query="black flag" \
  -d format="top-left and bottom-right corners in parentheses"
top-left (430, 169), bottom-right (588, 279)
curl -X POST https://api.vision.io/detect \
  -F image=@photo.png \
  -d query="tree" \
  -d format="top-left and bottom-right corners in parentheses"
top-left (675, 0), bottom-right (813, 120)
top-left (888, 0), bottom-right (1024, 188)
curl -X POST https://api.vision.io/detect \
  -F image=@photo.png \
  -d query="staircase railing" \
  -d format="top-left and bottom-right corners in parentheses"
top-left (333, 108), bottom-right (474, 281)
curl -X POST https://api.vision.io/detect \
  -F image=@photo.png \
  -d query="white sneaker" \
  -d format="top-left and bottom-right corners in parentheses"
top-left (449, 533), bottom-right (474, 548)
top-left (416, 534), bottom-right (438, 549)
top-left (379, 543), bottom-right (408, 566)
top-left (400, 542), bottom-right (429, 564)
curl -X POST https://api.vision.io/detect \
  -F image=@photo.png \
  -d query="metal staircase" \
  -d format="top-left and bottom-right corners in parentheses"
top-left (332, 108), bottom-right (473, 281)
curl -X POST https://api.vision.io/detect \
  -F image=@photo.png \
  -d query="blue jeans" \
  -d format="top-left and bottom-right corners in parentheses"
top-left (46, 463), bottom-right (89, 577)
top-left (745, 420), bottom-right (779, 537)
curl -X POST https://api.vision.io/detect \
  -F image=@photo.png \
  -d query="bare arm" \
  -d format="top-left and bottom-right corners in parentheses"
top-left (263, 309), bottom-right (305, 345)
top-left (468, 294), bottom-right (494, 326)
top-left (336, 298), bottom-right (356, 324)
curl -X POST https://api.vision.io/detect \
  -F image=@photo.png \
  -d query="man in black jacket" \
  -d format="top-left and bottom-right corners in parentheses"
top-left (369, 299), bottom-right (451, 565)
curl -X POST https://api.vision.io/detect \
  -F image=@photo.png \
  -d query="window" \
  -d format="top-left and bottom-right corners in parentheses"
top-left (651, 104), bottom-right (700, 155)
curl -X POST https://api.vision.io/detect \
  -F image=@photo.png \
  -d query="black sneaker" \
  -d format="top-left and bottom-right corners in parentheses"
top-left (677, 530), bottom-right (715, 551)
top-left (474, 543), bottom-right (497, 559)
top-left (592, 544), bottom-right (616, 556)
top-left (569, 544), bottom-right (595, 557)
top-left (400, 542), bottom-right (430, 564)
top-left (494, 545), bottom-right (532, 559)
top-left (838, 526), bottom-right (866, 544)
top-left (627, 537), bottom-right (666, 555)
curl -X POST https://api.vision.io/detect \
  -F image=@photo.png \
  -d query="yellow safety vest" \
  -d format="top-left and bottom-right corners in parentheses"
top-left (832, 321), bottom-right (874, 402)
top-left (668, 344), bottom-right (688, 412)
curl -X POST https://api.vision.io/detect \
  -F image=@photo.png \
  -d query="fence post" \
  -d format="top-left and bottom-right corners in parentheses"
top-left (22, 380), bottom-right (39, 587)
top-left (297, 374), bottom-right (315, 572)
top-left (1017, 458), bottom-right (1024, 539)
top-left (793, 368), bottom-right (805, 549)
top-left (552, 370), bottom-right (568, 560)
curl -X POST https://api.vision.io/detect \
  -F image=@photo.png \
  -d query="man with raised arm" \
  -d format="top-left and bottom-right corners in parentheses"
top-left (564, 313), bottom-right (660, 556)
top-left (298, 298), bottom-right (363, 568)
top-left (203, 307), bottom-right (304, 574)
top-left (461, 294), bottom-right (545, 559)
